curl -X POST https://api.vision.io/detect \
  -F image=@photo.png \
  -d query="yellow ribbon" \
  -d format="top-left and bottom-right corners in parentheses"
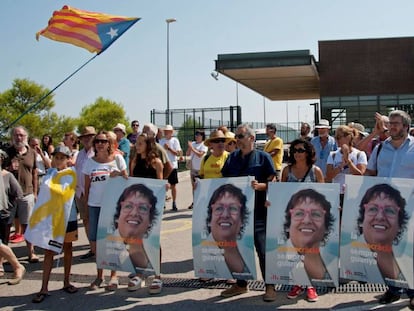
top-left (29, 169), bottom-right (77, 238)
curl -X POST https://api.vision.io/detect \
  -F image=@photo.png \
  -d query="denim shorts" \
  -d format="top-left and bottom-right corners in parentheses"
top-left (88, 206), bottom-right (101, 241)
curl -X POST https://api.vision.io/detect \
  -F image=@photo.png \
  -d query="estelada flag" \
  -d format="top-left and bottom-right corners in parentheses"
top-left (36, 5), bottom-right (140, 54)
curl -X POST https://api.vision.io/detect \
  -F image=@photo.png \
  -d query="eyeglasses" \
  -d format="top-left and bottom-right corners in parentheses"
top-left (293, 148), bottom-right (306, 154)
top-left (210, 138), bottom-right (226, 144)
top-left (132, 123), bottom-right (139, 127)
top-left (290, 208), bottom-right (326, 221)
top-left (389, 121), bottom-right (403, 126)
top-left (228, 141), bottom-right (236, 145)
top-left (235, 133), bottom-right (248, 139)
top-left (121, 202), bottom-right (150, 215)
top-left (94, 139), bottom-right (108, 144)
top-left (212, 203), bottom-right (241, 216)
top-left (364, 204), bottom-right (399, 219)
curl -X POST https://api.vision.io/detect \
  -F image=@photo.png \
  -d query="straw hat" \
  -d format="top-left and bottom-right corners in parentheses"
top-left (163, 125), bottom-right (174, 132)
top-left (204, 130), bottom-right (231, 146)
top-left (113, 123), bottom-right (126, 134)
top-left (315, 119), bottom-right (331, 129)
top-left (78, 126), bottom-right (96, 138)
top-left (224, 131), bottom-right (236, 143)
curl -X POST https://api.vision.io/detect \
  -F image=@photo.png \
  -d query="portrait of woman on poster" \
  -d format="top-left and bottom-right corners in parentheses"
top-left (356, 183), bottom-right (410, 283)
top-left (283, 189), bottom-right (335, 285)
top-left (202, 183), bottom-right (253, 279)
top-left (108, 183), bottom-right (159, 276)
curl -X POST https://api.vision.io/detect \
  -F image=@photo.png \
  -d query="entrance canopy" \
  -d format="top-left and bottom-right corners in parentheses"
top-left (215, 50), bottom-right (320, 100)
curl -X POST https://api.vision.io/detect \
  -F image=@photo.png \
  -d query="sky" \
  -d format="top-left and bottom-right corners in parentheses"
top-left (2, 0), bottom-right (414, 130)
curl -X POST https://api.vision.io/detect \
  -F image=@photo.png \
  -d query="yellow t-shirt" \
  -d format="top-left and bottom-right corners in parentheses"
top-left (264, 137), bottom-right (283, 170)
top-left (199, 152), bottom-right (229, 179)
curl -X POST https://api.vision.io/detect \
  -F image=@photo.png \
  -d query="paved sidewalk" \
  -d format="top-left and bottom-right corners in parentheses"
top-left (0, 171), bottom-right (412, 310)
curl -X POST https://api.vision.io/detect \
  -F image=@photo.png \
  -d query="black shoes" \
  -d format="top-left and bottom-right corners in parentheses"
top-left (378, 289), bottom-right (400, 304)
top-left (80, 250), bottom-right (95, 260)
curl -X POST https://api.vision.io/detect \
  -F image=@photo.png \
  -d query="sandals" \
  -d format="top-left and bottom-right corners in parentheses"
top-left (28, 255), bottom-right (39, 264)
top-left (105, 278), bottom-right (119, 292)
top-left (8, 265), bottom-right (26, 285)
top-left (89, 278), bottom-right (104, 290)
top-left (148, 278), bottom-right (163, 295)
top-left (128, 276), bottom-right (142, 292)
top-left (32, 292), bottom-right (49, 303)
top-left (62, 284), bottom-right (78, 294)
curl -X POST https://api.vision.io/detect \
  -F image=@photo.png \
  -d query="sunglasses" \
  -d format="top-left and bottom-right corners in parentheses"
top-left (235, 134), bottom-right (248, 139)
top-left (132, 123), bottom-right (139, 127)
top-left (210, 138), bottom-right (226, 144)
top-left (293, 148), bottom-right (306, 153)
top-left (94, 139), bottom-right (109, 144)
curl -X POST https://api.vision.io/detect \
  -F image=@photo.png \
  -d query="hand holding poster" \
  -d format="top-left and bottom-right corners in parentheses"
top-left (340, 175), bottom-right (414, 288)
top-left (266, 183), bottom-right (340, 287)
top-left (193, 177), bottom-right (257, 280)
top-left (97, 177), bottom-right (166, 276)
top-left (25, 167), bottom-right (76, 253)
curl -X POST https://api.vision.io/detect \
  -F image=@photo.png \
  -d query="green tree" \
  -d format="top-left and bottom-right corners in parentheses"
top-left (0, 78), bottom-right (77, 143)
top-left (176, 116), bottom-right (203, 154)
top-left (77, 97), bottom-right (129, 132)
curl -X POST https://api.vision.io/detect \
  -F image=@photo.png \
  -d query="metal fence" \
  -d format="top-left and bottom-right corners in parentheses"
top-left (151, 106), bottom-right (300, 155)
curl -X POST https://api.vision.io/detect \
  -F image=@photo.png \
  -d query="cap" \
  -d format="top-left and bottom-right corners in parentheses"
top-left (348, 122), bottom-right (369, 137)
top-left (204, 130), bottom-right (231, 146)
top-left (315, 119), bottom-right (331, 129)
top-left (163, 125), bottom-right (174, 132)
top-left (52, 145), bottom-right (71, 157)
top-left (78, 126), bottom-right (96, 138)
top-left (113, 123), bottom-right (126, 134)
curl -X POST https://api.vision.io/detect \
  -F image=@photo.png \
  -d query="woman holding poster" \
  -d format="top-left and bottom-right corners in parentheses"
top-left (128, 133), bottom-right (164, 294)
top-left (83, 131), bottom-right (128, 292)
top-left (281, 139), bottom-right (324, 302)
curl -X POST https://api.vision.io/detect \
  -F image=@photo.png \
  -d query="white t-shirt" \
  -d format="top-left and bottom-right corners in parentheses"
top-left (190, 141), bottom-right (208, 171)
top-left (82, 154), bottom-right (126, 206)
top-left (159, 137), bottom-right (182, 169)
top-left (327, 147), bottom-right (367, 194)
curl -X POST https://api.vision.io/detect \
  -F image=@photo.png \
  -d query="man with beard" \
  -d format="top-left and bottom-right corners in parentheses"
top-left (310, 120), bottom-right (337, 178)
top-left (365, 110), bottom-right (414, 309)
top-left (4, 126), bottom-right (39, 262)
top-left (299, 122), bottom-right (312, 141)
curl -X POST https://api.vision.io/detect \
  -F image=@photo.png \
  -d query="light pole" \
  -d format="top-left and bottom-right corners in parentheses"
top-left (166, 18), bottom-right (176, 125)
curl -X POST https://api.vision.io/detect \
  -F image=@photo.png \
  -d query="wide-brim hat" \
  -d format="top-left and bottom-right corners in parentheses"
top-left (315, 119), bottom-right (331, 129)
top-left (204, 130), bottom-right (231, 146)
top-left (224, 131), bottom-right (236, 143)
top-left (163, 124), bottom-right (174, 132)
top-left (113, 123), bottom-right (126, 134)
top-left (78, 126), bottom-right (96, 138)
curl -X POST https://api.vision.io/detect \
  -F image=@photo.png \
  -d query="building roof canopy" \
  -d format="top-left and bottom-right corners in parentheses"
top-left (215, 50), bottom-right (320, 100)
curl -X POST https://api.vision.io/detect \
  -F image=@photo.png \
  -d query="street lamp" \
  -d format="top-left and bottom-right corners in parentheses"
top-left (166, 18), bottom-right (176, 125)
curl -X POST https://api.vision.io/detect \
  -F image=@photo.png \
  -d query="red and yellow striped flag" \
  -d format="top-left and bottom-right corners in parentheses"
top-left (36, 5), bottom-right (140, 54)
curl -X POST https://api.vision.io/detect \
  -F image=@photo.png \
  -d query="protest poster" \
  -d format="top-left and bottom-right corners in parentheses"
top-left (96, 177), bottom-right (166, 276)
top-left (340, 175), bottom-right (414, 289)
top-left (192, 176), bottom-right (257, 280)
top-left (266, 182), bottom-right (340, 287)
top-left (26, 167), bottom-right (76, 253)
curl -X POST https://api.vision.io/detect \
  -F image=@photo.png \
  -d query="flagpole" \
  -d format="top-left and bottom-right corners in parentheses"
top-left (4, 54), bottom-right (98, 132)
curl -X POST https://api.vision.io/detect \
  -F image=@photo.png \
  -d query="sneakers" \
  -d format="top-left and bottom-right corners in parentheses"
top-left (378, 289), bottom-right (400, 304)
top-left (10, 234), bottom-right (25, 243)
top-left (263, 284), bottom-right (277, 302)
top-left (306, 287), bottom-right (318, 302)
top-left (80, 250), bottom-right (95, 260)
top-left (220, 284), bottom-right (248, 298)
top-left (287, 285), bottom-right (304, 299)
top-left (172, 202), bottom-right (178, 211)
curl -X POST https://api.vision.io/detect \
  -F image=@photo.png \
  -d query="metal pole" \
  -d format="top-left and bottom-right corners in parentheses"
top-left (166, 18), bottom-right (176, 125)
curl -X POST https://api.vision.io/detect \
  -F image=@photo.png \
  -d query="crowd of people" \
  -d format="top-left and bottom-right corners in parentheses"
top-left (1, 111), bottom-right (414, 309)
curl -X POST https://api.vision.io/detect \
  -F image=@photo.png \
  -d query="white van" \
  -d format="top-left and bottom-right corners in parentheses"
top-left (254, 128), bottom-right (267, 150)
